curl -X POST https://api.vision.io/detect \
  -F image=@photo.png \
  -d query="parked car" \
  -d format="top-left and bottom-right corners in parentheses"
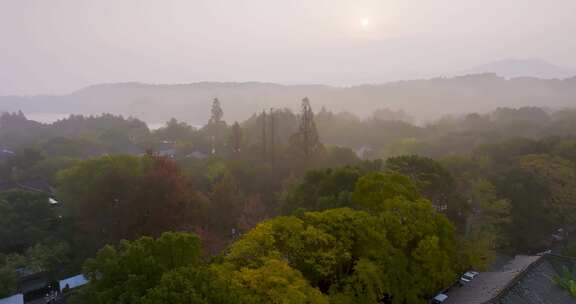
top-left (431, 293), bottom-right (448, 304)
top-left (459, 271), bottom-right (480, 285)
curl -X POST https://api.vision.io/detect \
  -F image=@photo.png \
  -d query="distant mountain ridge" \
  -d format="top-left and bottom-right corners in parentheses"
top-left (1, 74), bottom-right (576, 125)
top-left (460, 59), bottom-right (576, 79)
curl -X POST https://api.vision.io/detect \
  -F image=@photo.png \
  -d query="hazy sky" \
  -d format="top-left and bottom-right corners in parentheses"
top-left (1, 0), bottom-right (575, 95)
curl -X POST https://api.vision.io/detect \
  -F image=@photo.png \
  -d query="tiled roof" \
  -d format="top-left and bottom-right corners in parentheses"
top-left (495, 254), bottom-right (576, 304)
top-left (445, 255), bottom-right (541, 304)
top-left (444, 254), bottom-right (575, 304)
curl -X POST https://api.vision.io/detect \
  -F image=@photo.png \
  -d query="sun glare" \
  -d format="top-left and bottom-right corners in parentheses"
top-left (360, 18), bottom-right (370, 30)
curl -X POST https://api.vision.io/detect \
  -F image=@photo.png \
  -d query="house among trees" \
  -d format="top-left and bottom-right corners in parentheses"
top-left (185, 150), bottom-right (208, 159)
top-left (58, 275), bottom-right (88, 294)
top-left (0, 271), bottom-right (62, 304)
top-left (0, 179), bottom-right (55, 195)
top-left (0, 273), bottom-right (88, 304)
top-left (19, 272), bottom-right (60, 304)
top-left (156, 148), bottom-right (177, 158)
top-left (0, 149), bottom-right (14, 161)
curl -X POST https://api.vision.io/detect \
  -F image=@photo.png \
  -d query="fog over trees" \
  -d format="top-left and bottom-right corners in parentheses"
top-left (2, 100), bottom-right (576, 302)
top-left (2, 1), bottom-right (576, 303)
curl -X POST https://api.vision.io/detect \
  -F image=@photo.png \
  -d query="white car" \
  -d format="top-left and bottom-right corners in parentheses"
top-left (459, 271), bottom-right (480, 285)
top-left (432, 293), bottom-right (448, 304)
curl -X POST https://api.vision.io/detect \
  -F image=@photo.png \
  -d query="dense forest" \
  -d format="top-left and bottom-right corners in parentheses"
top-left (2, 100), bottom-right (576, 303)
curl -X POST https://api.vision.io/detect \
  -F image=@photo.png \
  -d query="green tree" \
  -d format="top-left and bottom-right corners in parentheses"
top-left (24, 242), bottom-right (71, 272)
top-left (0, 253), bottom-right (26, 297)
top-left (41, 137), bottom-right (103, 158)
top-left (210, 98), bottom-right (224, 124)
top-left (289, 98), bottom-right (325, 166)
top-left (495, 167), bottom-right (554, 251)
top-left (0, 191), bottom-right (66, 253)
top-left (553, 269), bottom-right (576, 300)
top-left (225, 258), bottom-right (328, 304)
top-left (385, 155), bottom-right (455, 209)
top-left (323, 146), bottom-right (360, 168)
top-left (0, 243), bottom-right (71, 297)
top-left (153, 118), bottom-right (197, 142)
top-left (6, 146), bottom-right (46, 180)
top-left (142, 266), bottom-right (243, 304)
top-left (208, 173), bottom-right (243, 236)
top-left (25, 156), bottom-right (80, 183)
top-left (204, 98), bottom-right (228, 155)
top-left (279, 167), bottom-right (362, 214)
top-left (467, 179), bottom-right (511, 249)
top-left (230, 121), bottom-right (243, 155)
top-left (80, 232), bottom-right (201, 304)
top-left (352, 172), bottom-right (420, 212)
top-left (551, 139), bottom-right (576, 163)
top-left (227, 192), bottom-right (460, 303)
top-left (519, 154), bottom-right (576, 230)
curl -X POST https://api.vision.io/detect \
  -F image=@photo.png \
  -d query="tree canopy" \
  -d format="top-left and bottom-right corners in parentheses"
top-left (226, 173), bottom-right (462, 303)
top-left (77, 232), bottom-right (201, 304)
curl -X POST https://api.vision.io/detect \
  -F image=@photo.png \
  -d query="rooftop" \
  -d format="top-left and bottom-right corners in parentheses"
top-left (494, 254), bottom-right (576, 304)
top-left (444, 255), bottom-right (541, 304)
top-left (444, 254), bottom-right (576, 304)
top-left (59, 274), bottom-right (88, 290)
top-left (0, 179), bottom-right (55, 194)
top-left (0, 294), bottom-right (23, 304)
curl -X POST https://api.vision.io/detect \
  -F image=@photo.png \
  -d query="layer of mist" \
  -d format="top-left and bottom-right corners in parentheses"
top-left (2, 73), bottom-right (576, 126)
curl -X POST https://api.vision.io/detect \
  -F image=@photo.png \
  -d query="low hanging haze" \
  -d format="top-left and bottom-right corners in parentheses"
top-left (1, 0), bottom-right (576, 95)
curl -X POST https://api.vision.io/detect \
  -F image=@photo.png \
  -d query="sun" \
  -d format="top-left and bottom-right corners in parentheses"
top-left (360, 18), bottom-right (370, 30)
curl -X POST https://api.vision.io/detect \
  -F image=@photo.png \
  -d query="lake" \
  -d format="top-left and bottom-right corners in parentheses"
top-left (23, 112), bottom-right (199, 130)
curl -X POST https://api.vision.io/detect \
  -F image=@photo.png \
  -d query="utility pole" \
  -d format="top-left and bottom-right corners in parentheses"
top-left (269, 108), bottom-right (275, 166)
top-left (301, 98), bottom-right (312, 159)
top-left (261, 110), bottom-right (267, 162)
